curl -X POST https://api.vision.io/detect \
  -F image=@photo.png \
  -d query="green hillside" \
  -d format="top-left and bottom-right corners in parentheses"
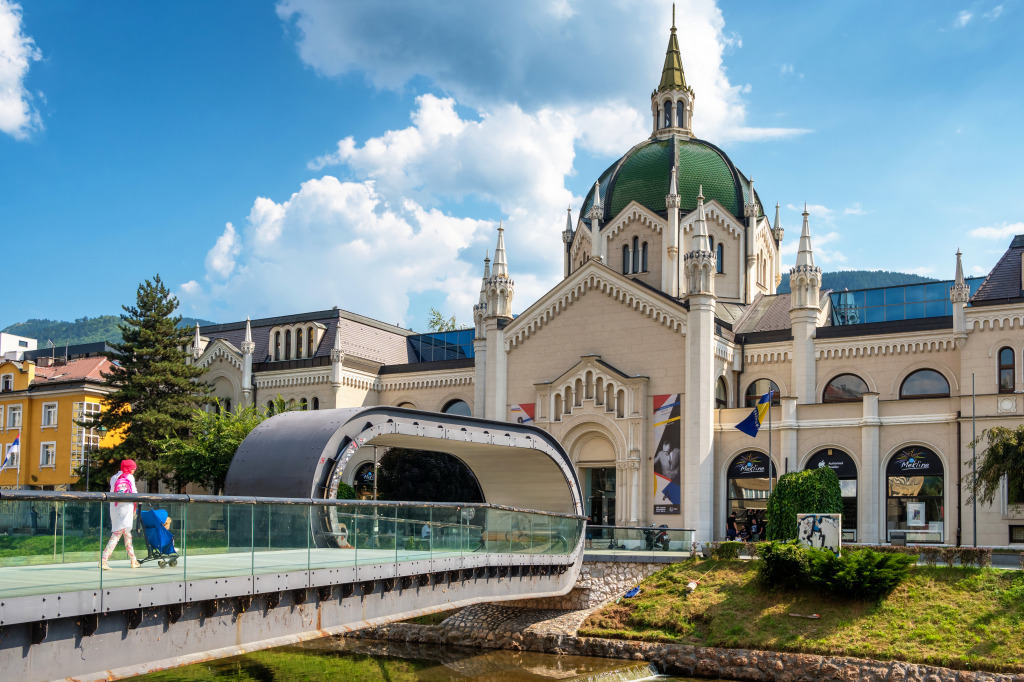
top-left (777, 270), bottom-right (936, 294)
top-left (2, 315), bottom-right (216, 347)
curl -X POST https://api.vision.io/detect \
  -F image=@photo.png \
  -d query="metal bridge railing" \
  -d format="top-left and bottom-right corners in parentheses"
top-left (0, 491), bottom-right (584, 604)
top-left (585, 524), bottom-right (695, 554)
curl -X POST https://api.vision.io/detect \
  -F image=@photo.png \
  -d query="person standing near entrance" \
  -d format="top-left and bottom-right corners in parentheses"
top-left (726, 512), bottom-right (738, 540)
top-left (101, 459), bottom-right (140, 570)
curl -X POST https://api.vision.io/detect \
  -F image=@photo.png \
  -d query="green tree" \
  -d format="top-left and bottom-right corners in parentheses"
top-left (160, 401), bottom-right (266, 495)
top-left (427, 307), bottom-right (458, 332)
top-left (764, 467), bottom-right (843, 541)
top-left (967, 424), bottom-right (1024, 505)
top-left (87, 275), bottom-right (208, 490)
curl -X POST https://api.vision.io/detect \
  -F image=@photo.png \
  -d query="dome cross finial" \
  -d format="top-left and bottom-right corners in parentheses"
top-left (672, 2), bottom-right (676, 30)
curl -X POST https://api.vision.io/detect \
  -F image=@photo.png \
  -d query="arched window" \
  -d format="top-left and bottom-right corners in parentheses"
top-left (307, 326), bottom-right (315, 357)
top-left (900, 370), bottom-right (950, 399)
top-left (744, 379), bottom-right (781, 407)
top-left (284, 329), bottom-right (292, 360)
top-left (299, 397), bottom-right (308, 411)
top-left (574, 378), bottom-right (584, 407)
top-left (266, 400), bottom-right (275, 415)
top-left (823, 374), bottom-right (869, 403)
top-left (715, 377), bottom-right (728, 409)
top-left (716, 243), bottom-right (724, 273)
top-left (595, 377), bottom-right (604, 405)
top-left (622, 245), bottom-right (630, 274)
top-left (274, 332), bottom-right (281, 361)
top-left (998, 347), bottom-right (1015, 393)
top-left (312, 397), bottom-right (320, 410)
top-left (615, 389), bottom-right (625, 418)
top-left (886, 446), bottom-right (945, 543)
top-left (727, 452), bottom-right (777, 529)
top-left (553, 394), bottom-right (563, 421)
top-left (663, 101), bottom-right (671, 128)
top-left (805, 449), bottom-right (858, 541)
top-left (224, 399), bottom-right (231, 414)
top-left (296, 328), bottom-right (303, 359)
top-left (709, 236), bottom-right (714, 251)
top-left (641, 242), bottom-right (648, 272)
top-left (632, 236), bottom-right (639, 273)
top-left (676, 100), bottom-right (684, 128)
top-left (442, 399), bottom-right (472, 417)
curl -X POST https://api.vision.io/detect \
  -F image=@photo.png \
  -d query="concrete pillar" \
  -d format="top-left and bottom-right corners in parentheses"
top-left (473, 338), bottom-right (487, 418)
top-left (683, 294), bottom-right (716, 542)
top-left (484, 321), bottom-right (507, 421)
top-left (860, 392), bottom-right (881, 544)
top-left (789, 310), bottom-right (818, 404)
top-left (780, 396), bottom-right (799, 474)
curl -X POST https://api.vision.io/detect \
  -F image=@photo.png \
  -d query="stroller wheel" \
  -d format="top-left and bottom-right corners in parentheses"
top-left (170, 558), bottom-right (178, 567)
top-left (158, 559), bottom-right (166, 568)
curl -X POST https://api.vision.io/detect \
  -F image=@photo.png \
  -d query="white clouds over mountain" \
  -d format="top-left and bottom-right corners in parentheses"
top-left (0, 0), bottom-right (42, 139)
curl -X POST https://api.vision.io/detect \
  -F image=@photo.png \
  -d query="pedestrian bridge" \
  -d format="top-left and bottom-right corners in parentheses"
top-left (0, 408), bottom-right (586, 681)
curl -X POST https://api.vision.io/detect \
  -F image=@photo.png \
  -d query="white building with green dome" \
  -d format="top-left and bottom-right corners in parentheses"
top-left (191, 16), bottom-right (1024, 548)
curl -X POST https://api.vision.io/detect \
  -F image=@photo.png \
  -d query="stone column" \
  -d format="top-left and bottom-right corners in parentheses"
top-left (780, 396), bottom-right (799, 474)
top-left (683, 295), bottom-right (716, 542)
top-left (860, 392), bottom-right (881, 544)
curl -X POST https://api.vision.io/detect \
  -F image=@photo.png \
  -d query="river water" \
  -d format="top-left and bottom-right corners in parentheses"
top-left (130, 637), bottom-right (711, 681)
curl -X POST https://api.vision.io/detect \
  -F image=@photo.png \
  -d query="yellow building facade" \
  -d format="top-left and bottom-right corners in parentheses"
top-left (0, 356), bottom-right (120, 490)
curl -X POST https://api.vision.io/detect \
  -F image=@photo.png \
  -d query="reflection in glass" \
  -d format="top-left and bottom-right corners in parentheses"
top-left (822, 373), bottom-right (868, 403)
top-left (900, 369), bottom-right (950, 398)
top-left (744, 379), bottom-right (780, 407)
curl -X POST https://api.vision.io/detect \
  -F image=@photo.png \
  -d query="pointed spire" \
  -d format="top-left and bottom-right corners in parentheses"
top-left (478, 251), bottom-right (490, 304)
top-left (330, 317), bottom-right (343, 363)
top-left (795, 204), bottom-right (815, 268)
top-left (492, 222), bottom-right (509, 277)
top-left (955, 248), bottom-right (965, 285)
top-left (669, 164), bottom-right (678, 197)
top-left (241, 316), bottom-right (255, 355)
top-left (484, 249), bottom-right (491, 279)
top-left (192, 324), bottom-right (202, 359)
top-left (244, 317), bottom-right (252, 344)
top-left (658, 4), bottom-right (687, 92)
top-left (691, 185), bottom-right (710, 252)
top-left (564, 206), bottom-right (573, 233)
top-left (773, 202), bottom-right (781, 230)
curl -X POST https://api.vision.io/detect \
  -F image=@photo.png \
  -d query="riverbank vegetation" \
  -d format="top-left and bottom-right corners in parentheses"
top-left (579, 559), bottom-right (1024, 673)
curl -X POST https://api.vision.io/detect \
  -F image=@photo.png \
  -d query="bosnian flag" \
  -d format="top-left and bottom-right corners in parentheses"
top-left (735, 391), bottom-right (773, 437)
top-left (2, 434), bottom-right (19, 469)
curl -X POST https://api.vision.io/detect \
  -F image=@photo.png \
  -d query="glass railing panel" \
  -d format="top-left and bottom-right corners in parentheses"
top-left (181, 502), bottom-right (254, 581)
top-left (101, 499), bottom-right (187, 589)
top-left (350, 504), bottom-right (398, 567)
top-left (309, 503), bottom-right (358, 569)
top-left (251, 502), bottom-right (311, 574)
top-left (395, 505), bottom-right (431, 563)
top-left (428, 505), bottom-right (462, 560)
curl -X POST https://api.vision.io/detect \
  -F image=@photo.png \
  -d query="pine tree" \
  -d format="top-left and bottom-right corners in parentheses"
top-left (89, 275), bottom-right (208, 490)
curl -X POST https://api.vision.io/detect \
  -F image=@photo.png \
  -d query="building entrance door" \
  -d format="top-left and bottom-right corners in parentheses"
top-left (586, 467), bottom-right (617, 527)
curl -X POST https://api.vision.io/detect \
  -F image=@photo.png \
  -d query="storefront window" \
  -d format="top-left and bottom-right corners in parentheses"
top-left (726, 452), bottom-right (776, 534)
top-left (886, 446), bottom-right (944, 543)
top-left (804, 448), bottom-right (858, 541)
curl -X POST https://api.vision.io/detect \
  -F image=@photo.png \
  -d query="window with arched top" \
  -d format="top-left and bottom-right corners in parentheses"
top-left (266, 400), bottom-right (275, 415)
top-left (574, 378), bottom-right (583, 407)
top-left (716, 243), bottom-right (724, 273)
top-left (605, 383), bottom-right (615, 411)
top-left (715, 377), bottom-right (728, 409)
top-left (299, 397), bottom-right (308, 411)
top-left (998, 347), bottom-right (1015, 393)
top-left (274, 332), bottom-right (281, 361)
top-left (709, 236), bottom-right (714, 251)
top-left (615, 389), bottom-right (625, 418)
top-left (296, 328), bottom-right (303, 359)
top-left (744, 379), bottom-right (781, 407)
top-left (663, 101), bottom-right (672, 128)
top-left (676, 100), bottom-right (684, 128)
top-left (823, 373), bottom-right (869, 403)
top-left (899, 369), bottom-right (950, 399)
top-left (442, 399), bottom-right (472, 417)
top-left (313, 397), bottom-right (320, 410)
top-left (622, 245), bottom-right (630, 274)
top-left (284, 329), bottom-right (292, 360)
top-left (553, 394), bottom-right (563, 421)
top-left (307, 326), bottom-right (315, 357)
top-left (641, 242), bottom-right (648, 272)
top-left (632, 236), bottom-right (639, 273)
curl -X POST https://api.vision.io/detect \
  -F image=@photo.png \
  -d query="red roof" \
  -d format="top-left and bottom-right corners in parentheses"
top-left (32, 356), bottom-right (111, 384)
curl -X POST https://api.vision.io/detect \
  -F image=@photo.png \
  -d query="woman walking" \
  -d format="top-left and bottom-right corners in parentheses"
top-left (101, 459), bottom-right (140, 570)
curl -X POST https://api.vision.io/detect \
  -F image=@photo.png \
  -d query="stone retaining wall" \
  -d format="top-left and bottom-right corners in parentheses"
top-left (351, 621), bottom-right (1024, 682)
top-left (502, 561), bottom-right (664, 610)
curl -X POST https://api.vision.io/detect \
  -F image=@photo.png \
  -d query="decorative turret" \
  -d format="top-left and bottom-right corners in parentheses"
top-left (486, 223), bottom-right (515, 319)
top-left (772, 202), bottom-right (784, 243)
top-left (330, 321), bottom-right (343, 364)
top-left (651, 4), bottom-right (695, 139)
top-left (562, 206), bottom-right (574, 277)
top-left (683, 186), bottom-right (716, 296)
top-left (241, 317), bottom-right (255, 355)
top-left (950, 249), bottom-right (970, 337)
top-left (663, 162), bottom-right (681, 295)
top-left (191, 324), bottom-right (202, 360)
top-left (473, 251), bottom-right (491, 338)
top-left (744, 176), bottom-right (758, 219)
top-left (788, 204), bottom-right (822, 309)
top-left (588, 181), bottom-right (604, 262)
top-left (241, 317), bottom-right (254, 406)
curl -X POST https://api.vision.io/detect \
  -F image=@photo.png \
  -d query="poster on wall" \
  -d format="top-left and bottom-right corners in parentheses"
top-left (652, 394), bottom-right (681, 515)
top-left (797, 513), bottom-right (842, 553)
top-left (906, 502), bottom-right (926, 527)
top-left (509, 404), bottom-right (535, 424)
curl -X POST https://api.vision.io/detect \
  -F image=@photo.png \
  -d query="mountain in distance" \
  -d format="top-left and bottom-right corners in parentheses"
top-left (2, 315), bottom-right (217, 347)
top-left (776, 270), bottom-right (938, 294)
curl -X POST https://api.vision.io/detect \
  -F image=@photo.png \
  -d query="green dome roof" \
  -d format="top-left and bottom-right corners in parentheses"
top-left (581, 135), bottom-right (763, 228)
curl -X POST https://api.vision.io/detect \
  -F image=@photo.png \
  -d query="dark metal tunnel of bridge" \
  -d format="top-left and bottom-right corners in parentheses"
top-left (225, 406), bottom-right (583, 517)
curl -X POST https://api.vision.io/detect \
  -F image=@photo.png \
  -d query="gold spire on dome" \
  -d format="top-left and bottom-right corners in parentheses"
top-left (658, 4), bottom-right (688, 93)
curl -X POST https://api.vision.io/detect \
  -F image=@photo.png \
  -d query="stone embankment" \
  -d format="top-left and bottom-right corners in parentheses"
top-left (347, 561), bottom-right (1024, 682)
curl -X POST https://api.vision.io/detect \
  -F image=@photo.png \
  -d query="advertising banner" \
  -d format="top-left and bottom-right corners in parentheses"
top-left (509, 404), bottom-right (535, 424)
top-left (797, 513), bottom-right (842, 553)
top-left (652, 394), bottom-right (681, 515)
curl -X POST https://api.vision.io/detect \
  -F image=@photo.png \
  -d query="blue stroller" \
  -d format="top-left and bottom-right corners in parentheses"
top-left (139, 509), bottom-right (179, 568)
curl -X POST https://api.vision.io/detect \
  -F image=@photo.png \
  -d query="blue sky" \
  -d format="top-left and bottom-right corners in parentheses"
top-left (2, 1), bottom-right (1022, 332)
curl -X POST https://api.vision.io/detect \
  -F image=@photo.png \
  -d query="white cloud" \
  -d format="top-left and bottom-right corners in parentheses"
top-left (907, 266), bottom-right (936, 276)
top-left (205, 222), bottom-right (241, 280)
top-left (780, 63), bottom-right (794, 75)
top-left (969, 222), bottom-right (1024, 240)
top-left (844, 203), bottom-right (868, 216)
top-left (786, 202), bottom-right (832, 219)
top-left (984, 5), bottom-right (1003, 20)
top-left (0, 0), bottom-right (42, 139)
top-left (277, 0), bottom-right (808, 144)
top-left (970, 265), bottom-right (987, 275)
top-left (180, 280), bottom-right (201, 296)
top-left (954, 10), bottom-right (973, 27)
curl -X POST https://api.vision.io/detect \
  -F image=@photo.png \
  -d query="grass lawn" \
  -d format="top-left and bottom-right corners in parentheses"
top-left (579, 559), bottom-right (1024, 673)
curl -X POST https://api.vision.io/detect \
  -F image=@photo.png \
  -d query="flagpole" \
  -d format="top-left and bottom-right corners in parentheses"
top-left (768, 392), bottom-right (773, 498)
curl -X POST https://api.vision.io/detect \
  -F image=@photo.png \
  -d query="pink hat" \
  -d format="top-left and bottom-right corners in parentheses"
top-left (120, 459), bottom-right (137, 474)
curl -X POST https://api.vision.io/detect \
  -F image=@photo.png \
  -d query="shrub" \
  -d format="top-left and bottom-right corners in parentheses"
top-left (958, 547), bottom-right (992, 568)
top-left (765, 467), bottom-right (843, 541)
top-left (918, 546), bottom-right (942, 566)
top-left (941, 546), bottom-right (959, 566)
top-left (713, 541), bottom-right (743, 560)
top-left (827, 549), bottom-right (915, 601)
top-left (757, 541), bottom-right (811, 591)
top-left (335, 483), bottom-right (357, 500)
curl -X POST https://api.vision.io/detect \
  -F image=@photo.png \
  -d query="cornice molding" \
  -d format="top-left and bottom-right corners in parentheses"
top-left (815, 331), bottom-right (957, 360)
top-left (379, 368), bottom-right (474, 393)
top-left (744, 343), bottom-right (791, 365)
top-left (506, 262), bottom-right (687, 350)
top-left (965, 305), bottom-right (1024, 332)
